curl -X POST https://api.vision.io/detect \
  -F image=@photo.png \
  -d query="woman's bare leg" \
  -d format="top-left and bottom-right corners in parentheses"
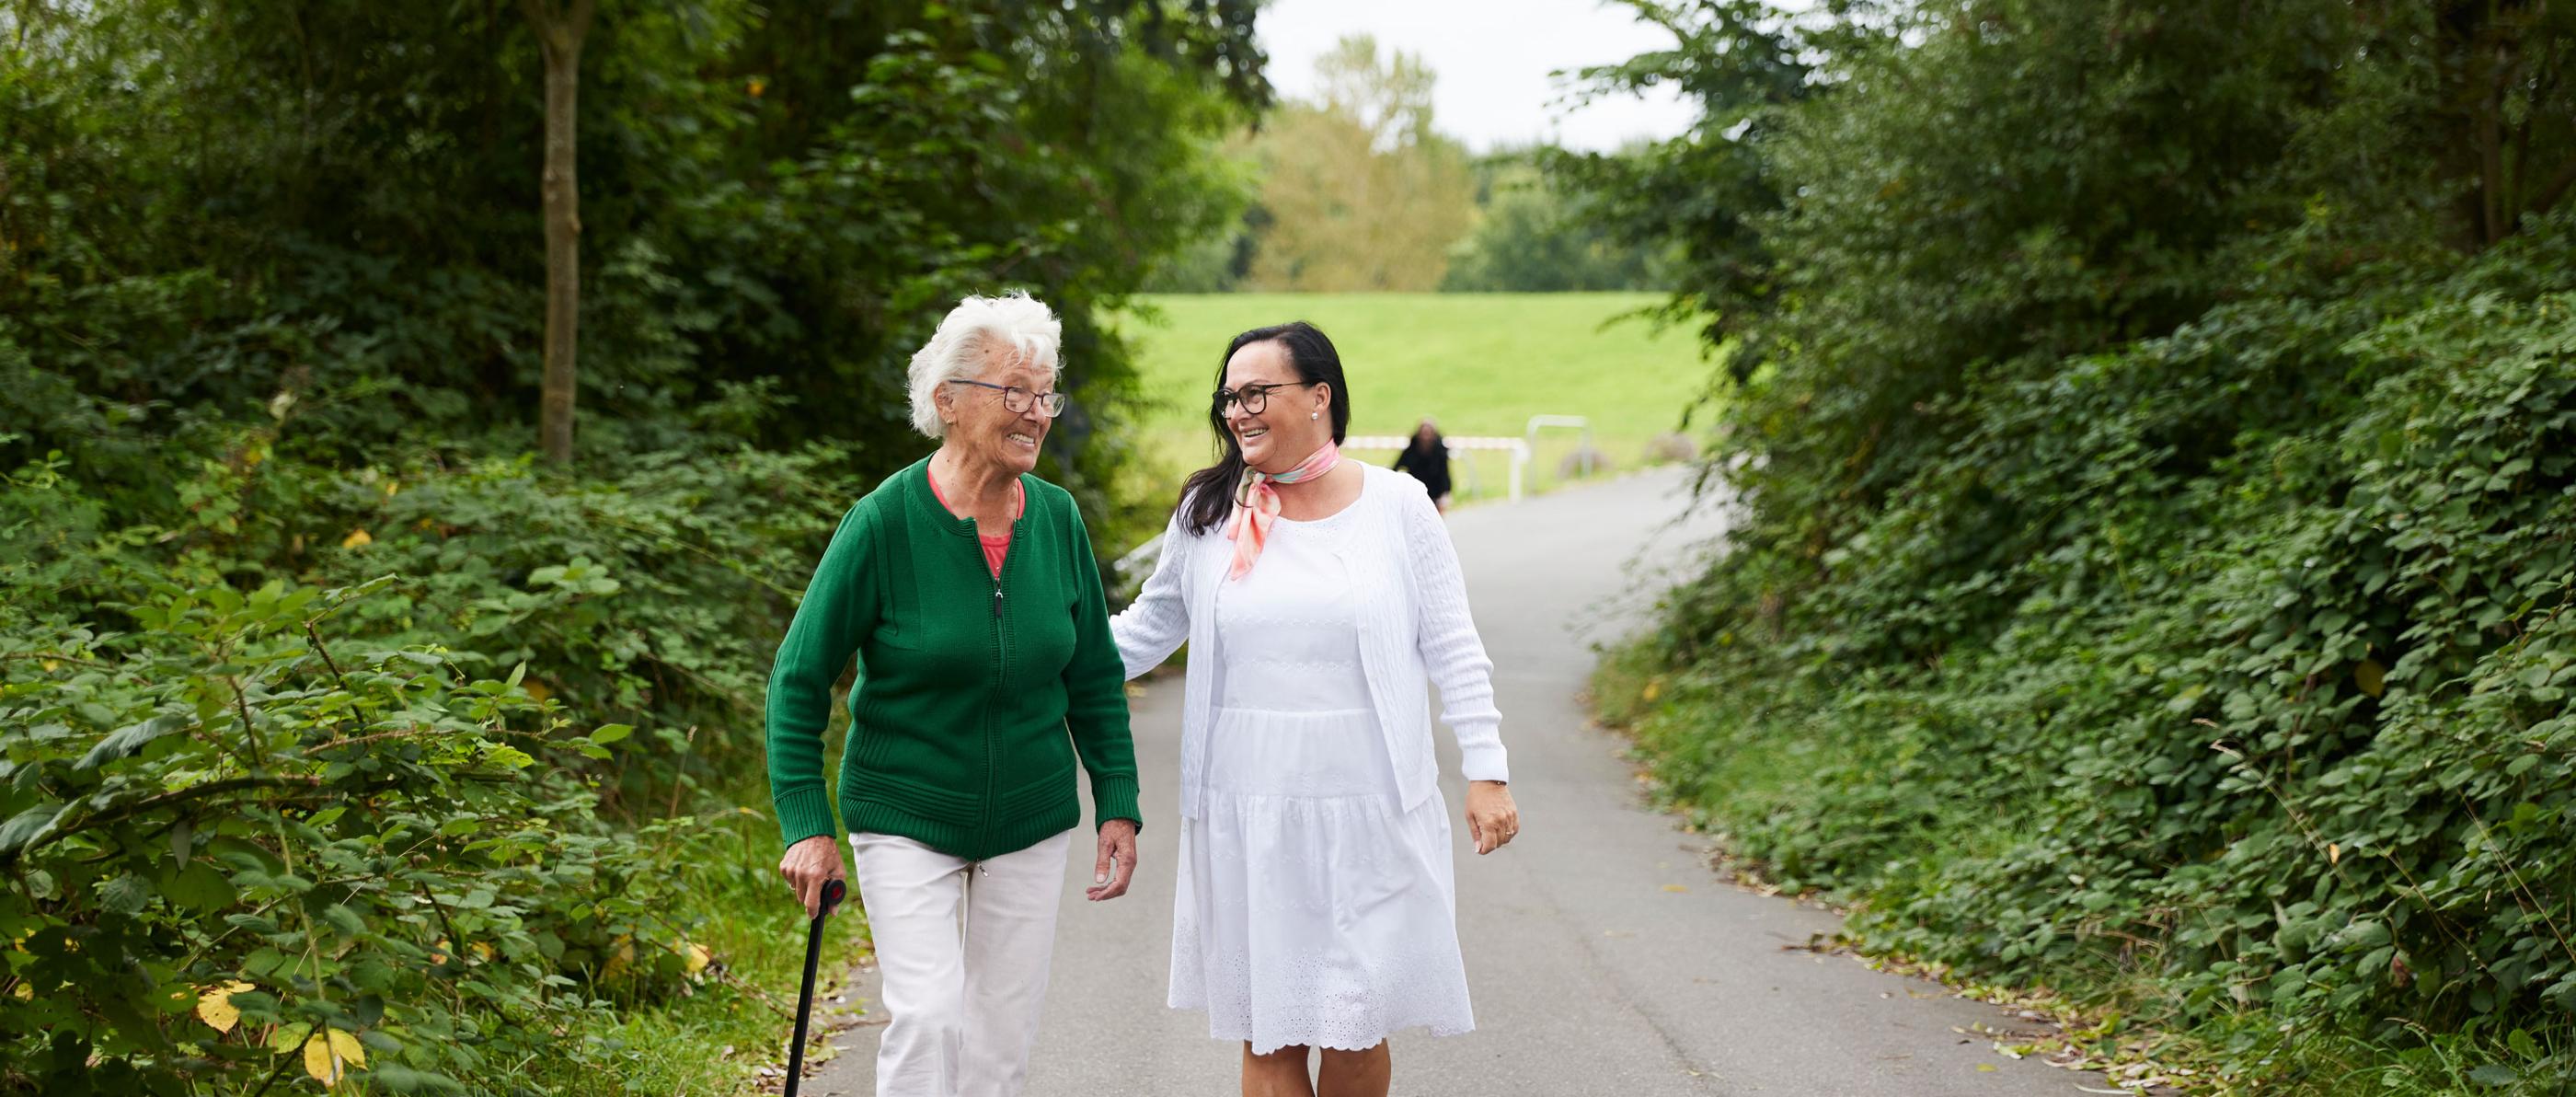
top-left (1316, 1043), bottom-right (1390, 1097)
top-left (1243, 1042), bottom-right (1315, 1097)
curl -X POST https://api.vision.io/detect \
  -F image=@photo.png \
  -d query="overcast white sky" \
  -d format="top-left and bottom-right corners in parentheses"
top-left (1256, 0), bottom-right (1701, 153)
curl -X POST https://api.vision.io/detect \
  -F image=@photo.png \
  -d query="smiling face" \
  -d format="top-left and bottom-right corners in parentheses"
top-left (935, 346), bottom-right (1055, 478)
top-left (1221, 340), bottom-right (1333, 475)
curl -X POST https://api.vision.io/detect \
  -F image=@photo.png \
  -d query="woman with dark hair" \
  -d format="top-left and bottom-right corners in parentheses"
top-left (1111, 321), bottom-right (1520, 1097)
top-left (1391, 417), bottom-right (1452, 513)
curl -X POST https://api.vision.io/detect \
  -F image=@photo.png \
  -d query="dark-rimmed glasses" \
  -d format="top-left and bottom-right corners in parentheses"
top-left (947, 379), bottom-right (1069, 418)
top-left (1213, 380), bottom-right (1321, 416)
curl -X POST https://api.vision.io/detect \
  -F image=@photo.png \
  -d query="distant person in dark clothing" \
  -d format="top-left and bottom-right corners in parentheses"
top-left (1393, 417), bottom-right (1452, 513)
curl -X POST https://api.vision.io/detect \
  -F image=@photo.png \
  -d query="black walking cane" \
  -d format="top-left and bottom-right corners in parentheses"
top-left (784, 877), bottom-right (846, 1097)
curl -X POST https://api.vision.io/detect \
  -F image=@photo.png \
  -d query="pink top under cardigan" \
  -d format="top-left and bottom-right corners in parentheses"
top-left (927, 470), bottom-right (1021, 579)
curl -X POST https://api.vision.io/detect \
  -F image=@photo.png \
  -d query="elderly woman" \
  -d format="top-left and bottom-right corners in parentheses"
top-left (767, 292), bottom-right (1142, 1097)
top-left (1112, 321), bottom-right (1519, 1097)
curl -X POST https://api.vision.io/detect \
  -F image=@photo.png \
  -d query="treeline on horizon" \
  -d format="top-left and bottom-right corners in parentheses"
top-left (1144, 33), bottom-right (1680, 294)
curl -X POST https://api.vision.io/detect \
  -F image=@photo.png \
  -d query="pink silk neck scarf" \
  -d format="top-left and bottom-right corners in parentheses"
top-left (1225, 441), bottom-right (1342, 580)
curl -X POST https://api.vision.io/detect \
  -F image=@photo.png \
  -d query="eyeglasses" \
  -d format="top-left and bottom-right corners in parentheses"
top-left (1213, 380), bottom-right (1322, 416)
top-left (947, 379), bottom-right (1069, 418)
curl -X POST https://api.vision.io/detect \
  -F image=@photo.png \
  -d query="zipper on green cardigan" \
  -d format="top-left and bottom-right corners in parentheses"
top-left (978, 505), bottom-right (1021, 857)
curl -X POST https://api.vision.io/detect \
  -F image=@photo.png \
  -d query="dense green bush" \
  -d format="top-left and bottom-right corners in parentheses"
top-left (2, 0), bottom-right (1260, 548)
top-left (1, 3), bottom-right (1264, 1084)
top-left (6, 421), bottom-right (862, 794)
top-left (0, 447), bottom-right (870, 1093)
top-left (1584, 0), bottom-right (2576, 1088)
top-left (1608, 228), bottom-right (2576, 1087)
top-left (265, 442), bottom-right (858, 808)
top-left (0, 564), bottom-right (673, 1092)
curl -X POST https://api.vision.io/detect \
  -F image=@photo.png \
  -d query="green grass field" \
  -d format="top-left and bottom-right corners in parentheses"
top-left (1108, 294), bottom-right (1719, 503)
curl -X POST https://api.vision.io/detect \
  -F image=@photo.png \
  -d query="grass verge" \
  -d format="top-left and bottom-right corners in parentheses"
top-left (518, 791), bottom-right (871, 1095)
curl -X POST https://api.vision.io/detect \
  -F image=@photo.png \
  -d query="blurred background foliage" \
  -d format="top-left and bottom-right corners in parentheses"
top-left (1143, 31), bottom-right (1675, 294)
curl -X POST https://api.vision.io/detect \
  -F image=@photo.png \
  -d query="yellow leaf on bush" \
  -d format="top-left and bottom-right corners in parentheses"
top-left (197, 981), bottom-right (255, 1033)
top-left (303, 1027), bottom-right (366, 1085)
top-left (602, 937), bottom-right (636, 980)
top-left (523, 678), bottom-right (553, 703)
top-left (682, 941), bottom-right (712, 975)
top-left (340, 528), bottom-right (373, 549)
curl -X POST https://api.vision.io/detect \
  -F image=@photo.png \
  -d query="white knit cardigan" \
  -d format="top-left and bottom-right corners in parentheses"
top-left (1110, 463), bottom-right (1508, 819)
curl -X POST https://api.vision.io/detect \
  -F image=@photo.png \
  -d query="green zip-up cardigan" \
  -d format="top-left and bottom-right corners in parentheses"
top-left (765, 456), bottom-right (1141, 859)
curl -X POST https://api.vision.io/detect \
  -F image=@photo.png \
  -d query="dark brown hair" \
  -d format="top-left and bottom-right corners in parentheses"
top-left (1177, 321), bottom-right (1351, 536)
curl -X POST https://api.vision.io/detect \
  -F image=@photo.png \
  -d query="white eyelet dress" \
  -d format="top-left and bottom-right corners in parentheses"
top-left (1167, 499), bottom-right (1476, 1054)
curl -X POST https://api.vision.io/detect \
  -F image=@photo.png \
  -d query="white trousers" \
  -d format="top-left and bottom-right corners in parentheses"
top-left (846, 828), bottom-right (1073, 1097)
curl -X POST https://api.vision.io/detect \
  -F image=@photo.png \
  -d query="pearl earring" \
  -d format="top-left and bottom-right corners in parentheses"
top-left (1309, 411), bottom-right (1319, 421)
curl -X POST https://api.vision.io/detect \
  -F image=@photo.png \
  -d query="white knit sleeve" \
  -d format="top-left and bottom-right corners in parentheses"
top-left (1110, 512), bottom-right (1191, 681)
top-left (1400, 480), bottom-right (1507, 782)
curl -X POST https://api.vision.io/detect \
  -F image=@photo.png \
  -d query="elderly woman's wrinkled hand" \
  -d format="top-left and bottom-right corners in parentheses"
top-left (1087, 819), bottom-right (1139, 902)
top-left (1466, 780), bottom-right (1519, 855)
top-left (779, 834), bottom-right (848, 918)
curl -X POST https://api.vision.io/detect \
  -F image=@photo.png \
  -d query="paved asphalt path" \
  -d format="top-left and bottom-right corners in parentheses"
top-left (804, 467), bottom-right (2107, 1096)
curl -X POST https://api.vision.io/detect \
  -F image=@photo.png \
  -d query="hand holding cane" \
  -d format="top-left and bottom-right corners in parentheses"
top-left (783, 877), bottom-right (845, 1097)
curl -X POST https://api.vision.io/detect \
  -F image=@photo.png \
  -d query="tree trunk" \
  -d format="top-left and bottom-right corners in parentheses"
top-left (523, 0), bottom-right (594, 466)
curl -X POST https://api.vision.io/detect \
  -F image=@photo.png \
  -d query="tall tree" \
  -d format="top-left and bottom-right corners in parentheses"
top-left (0, 0), bottom-right (1266, 514)
top-left (1315, 32), bottom-right (1438, 153)
top-left (522, 0), bottom-right (595, 466)
top-left (2421, 0), bottom-right (2576, 248)
top-left (1545, 0), bottom-right (1825, 367)
top-left (1243, 35), bottom-right (1474, 291)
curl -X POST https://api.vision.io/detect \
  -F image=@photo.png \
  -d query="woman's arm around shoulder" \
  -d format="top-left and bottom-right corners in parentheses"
top-left (1108, 507), bottom-right (1191, 680)
top-left (1055, 496), bottom-right (1144, 829)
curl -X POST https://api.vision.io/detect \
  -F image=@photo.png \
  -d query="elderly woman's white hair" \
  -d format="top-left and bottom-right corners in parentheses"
top-left (908, 292), bottom-right (1064, 439)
